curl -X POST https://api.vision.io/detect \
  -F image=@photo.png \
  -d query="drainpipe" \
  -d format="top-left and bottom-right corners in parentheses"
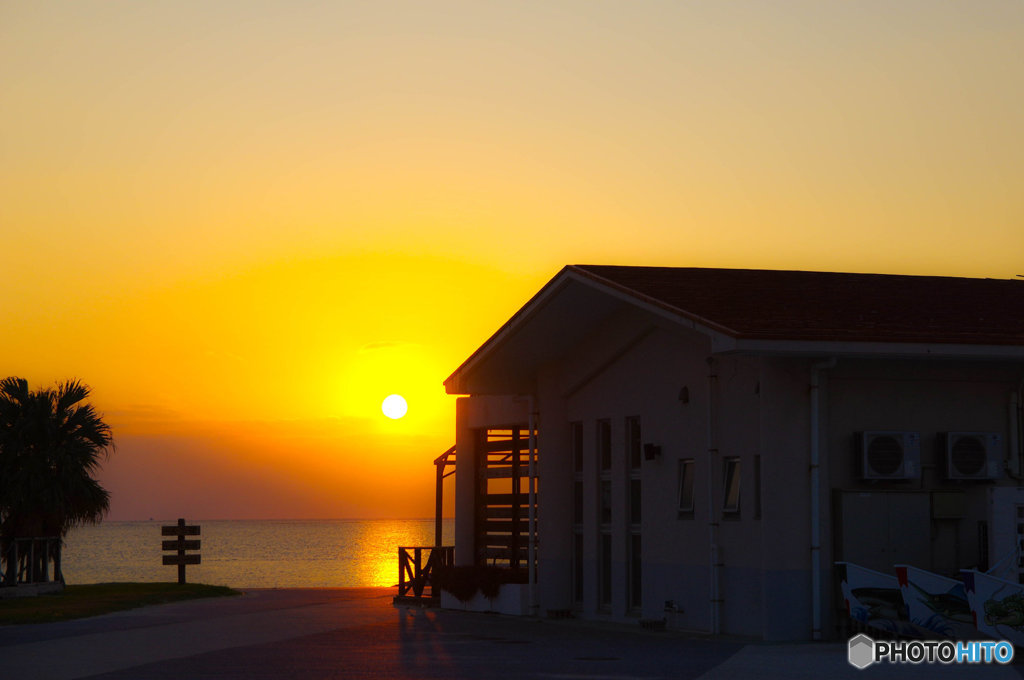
top-left (527, 395), bottom-right (538, 616)
top-left (1008, 381), bottom-right (1024, 480)
top-left (810, 358), bottom-right (836, 641)
top-left (706, 358), bottom-right (720, 635)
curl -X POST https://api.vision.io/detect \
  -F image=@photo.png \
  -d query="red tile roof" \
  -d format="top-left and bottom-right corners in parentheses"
top-left (572, 265), bottom-right (1024, 345)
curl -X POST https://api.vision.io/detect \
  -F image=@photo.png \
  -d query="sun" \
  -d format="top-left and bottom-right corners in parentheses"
top-left (381, 394), bottom-right (408, 419)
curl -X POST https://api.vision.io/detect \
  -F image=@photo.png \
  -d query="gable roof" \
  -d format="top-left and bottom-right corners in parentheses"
top-left (573, 265), bottom-right (1024, 345)
top-left (445, 265), bottom-right (1024, 395)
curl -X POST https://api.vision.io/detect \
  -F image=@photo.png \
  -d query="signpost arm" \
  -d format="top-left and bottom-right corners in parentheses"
top-left (177, 518), bottom-right (186, 584)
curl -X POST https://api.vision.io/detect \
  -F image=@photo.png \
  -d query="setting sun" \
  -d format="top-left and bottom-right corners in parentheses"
top-left (381, 394), bottom-right (408, 420)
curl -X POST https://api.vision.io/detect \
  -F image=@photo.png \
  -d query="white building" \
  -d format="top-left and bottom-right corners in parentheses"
top-left (442, 265), bottom-right (1024, 641)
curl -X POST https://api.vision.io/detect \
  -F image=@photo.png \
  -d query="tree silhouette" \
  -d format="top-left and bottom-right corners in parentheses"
top-left (0, 377), bottom-right (113, 541)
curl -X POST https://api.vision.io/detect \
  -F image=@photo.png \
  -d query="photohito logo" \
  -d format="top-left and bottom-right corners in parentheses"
top-left (847, 633), bottom-right (1014, 669)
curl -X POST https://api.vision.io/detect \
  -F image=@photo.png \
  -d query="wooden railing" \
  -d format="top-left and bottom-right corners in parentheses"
top-left (396, 545), bottom-right (453, 604)
top-left (1, 537), bottom-right (63, 588)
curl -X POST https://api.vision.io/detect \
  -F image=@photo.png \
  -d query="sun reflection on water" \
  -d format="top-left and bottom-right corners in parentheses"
top-left (63, 519), bottom-right (455, 588)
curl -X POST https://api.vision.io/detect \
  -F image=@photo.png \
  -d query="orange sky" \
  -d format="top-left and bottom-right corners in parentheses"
top-left (2, 2), bottom-right (1023, 520)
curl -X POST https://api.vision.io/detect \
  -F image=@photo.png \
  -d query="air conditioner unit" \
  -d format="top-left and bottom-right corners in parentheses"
top-left (857, 431), bottom-right (921, 480)
top-left (939, 432), bottom-right (1002, 480)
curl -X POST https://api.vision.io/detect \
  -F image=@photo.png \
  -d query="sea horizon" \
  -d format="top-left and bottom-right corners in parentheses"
top-left (102, 516), bottom-right (452, 522)
top-left (63, 518), bottom-right (455, 589)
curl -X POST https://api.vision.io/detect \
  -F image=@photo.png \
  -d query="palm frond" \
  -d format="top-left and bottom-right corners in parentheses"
top-left (0, 377), bottom-right (114, 538)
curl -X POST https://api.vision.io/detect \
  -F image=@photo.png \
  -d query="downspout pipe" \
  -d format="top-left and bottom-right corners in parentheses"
top-left (1008, 379), bottom-right (1024, 480)
top-left (706, 358), bottom-right (720, 635)
top-left (810, 358), bottom-right (836, 641)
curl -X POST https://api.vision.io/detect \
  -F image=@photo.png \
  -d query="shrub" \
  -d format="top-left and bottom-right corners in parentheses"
top-left (434, 565), bottom-right (524, 601)
top-left (433, 566), bottom-right (479, 602)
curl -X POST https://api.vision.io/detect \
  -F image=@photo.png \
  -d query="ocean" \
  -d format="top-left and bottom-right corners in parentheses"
top-left (62, 519), bottom-right (454, 589)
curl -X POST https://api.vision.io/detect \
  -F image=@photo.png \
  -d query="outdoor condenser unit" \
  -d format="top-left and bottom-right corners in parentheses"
top-left (857, 431), bottom-right (921, 480)
top-left (939, 432), bottom-right (1002, 480)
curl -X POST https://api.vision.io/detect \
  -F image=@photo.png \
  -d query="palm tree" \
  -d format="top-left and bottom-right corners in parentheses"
top-left (0, 377), bottom-right (113, 582)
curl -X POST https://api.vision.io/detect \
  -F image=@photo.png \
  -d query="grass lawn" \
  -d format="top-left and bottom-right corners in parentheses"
top-left (0, 582), bottom-right (240, 625)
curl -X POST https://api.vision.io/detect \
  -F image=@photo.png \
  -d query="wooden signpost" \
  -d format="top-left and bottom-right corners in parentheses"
top-left (161, 518), bottom-right (201, 584)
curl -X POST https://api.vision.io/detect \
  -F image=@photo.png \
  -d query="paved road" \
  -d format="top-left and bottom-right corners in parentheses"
top-left (1, 588), bottom-right (1020, 679)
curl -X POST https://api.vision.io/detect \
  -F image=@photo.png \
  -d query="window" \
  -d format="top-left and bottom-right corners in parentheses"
top-left (626, 416), bottom-right (642, 470)
top-left (571, 421), bottom-right (583, 474)
top-left (626, 416), bottom-right (642, 524)
top-left (723, 457), bottom-right (741, 514)
top-left (595, 418), bottom-right (613, 613)
top-left (574, 480), bottom-right (584, 524)
top-left (599, 533), bottom-right (612, 609)
top-left (573, 533), bottom-right (584, 604)
top-left (625, 416), bottom-right (642, 612)
top-left (629, 478), bottom-right (642, 524)
top-left (628, 534), bottom-right (642, 611)
top-left (597, 419), bottom-right (611, 471)
top-left (599, 480), bottom-right (612, 525)
top-left (677, 459), bottom-right (695, 514)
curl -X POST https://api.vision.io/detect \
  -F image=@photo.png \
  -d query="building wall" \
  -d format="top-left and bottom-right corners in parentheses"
top-left (754, 358), bottom-right (815, 640)
top-left (754, 357), bottom-right (1024, 640)
top-left (822, 359), bottom-right (1024, 636)
top-left (536, 368), bottom-right (571, 612)
top-left (454, 326), bottom-right (1024, 641)
top-left (536, 317), bottom-right (812, 638)
top-left (559, 325), bottom-right (709, 625)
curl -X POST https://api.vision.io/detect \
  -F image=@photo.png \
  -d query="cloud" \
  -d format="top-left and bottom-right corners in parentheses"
top-left (104, 404), bottom-right (184, 423)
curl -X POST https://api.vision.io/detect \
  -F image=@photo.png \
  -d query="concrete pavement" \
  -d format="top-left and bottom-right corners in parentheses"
top-left (1, 588), bottom-right (1020, 679)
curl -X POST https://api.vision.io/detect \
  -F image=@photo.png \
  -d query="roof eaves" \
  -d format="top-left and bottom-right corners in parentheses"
top-left (727, 337), bottom-right (1024, 359)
